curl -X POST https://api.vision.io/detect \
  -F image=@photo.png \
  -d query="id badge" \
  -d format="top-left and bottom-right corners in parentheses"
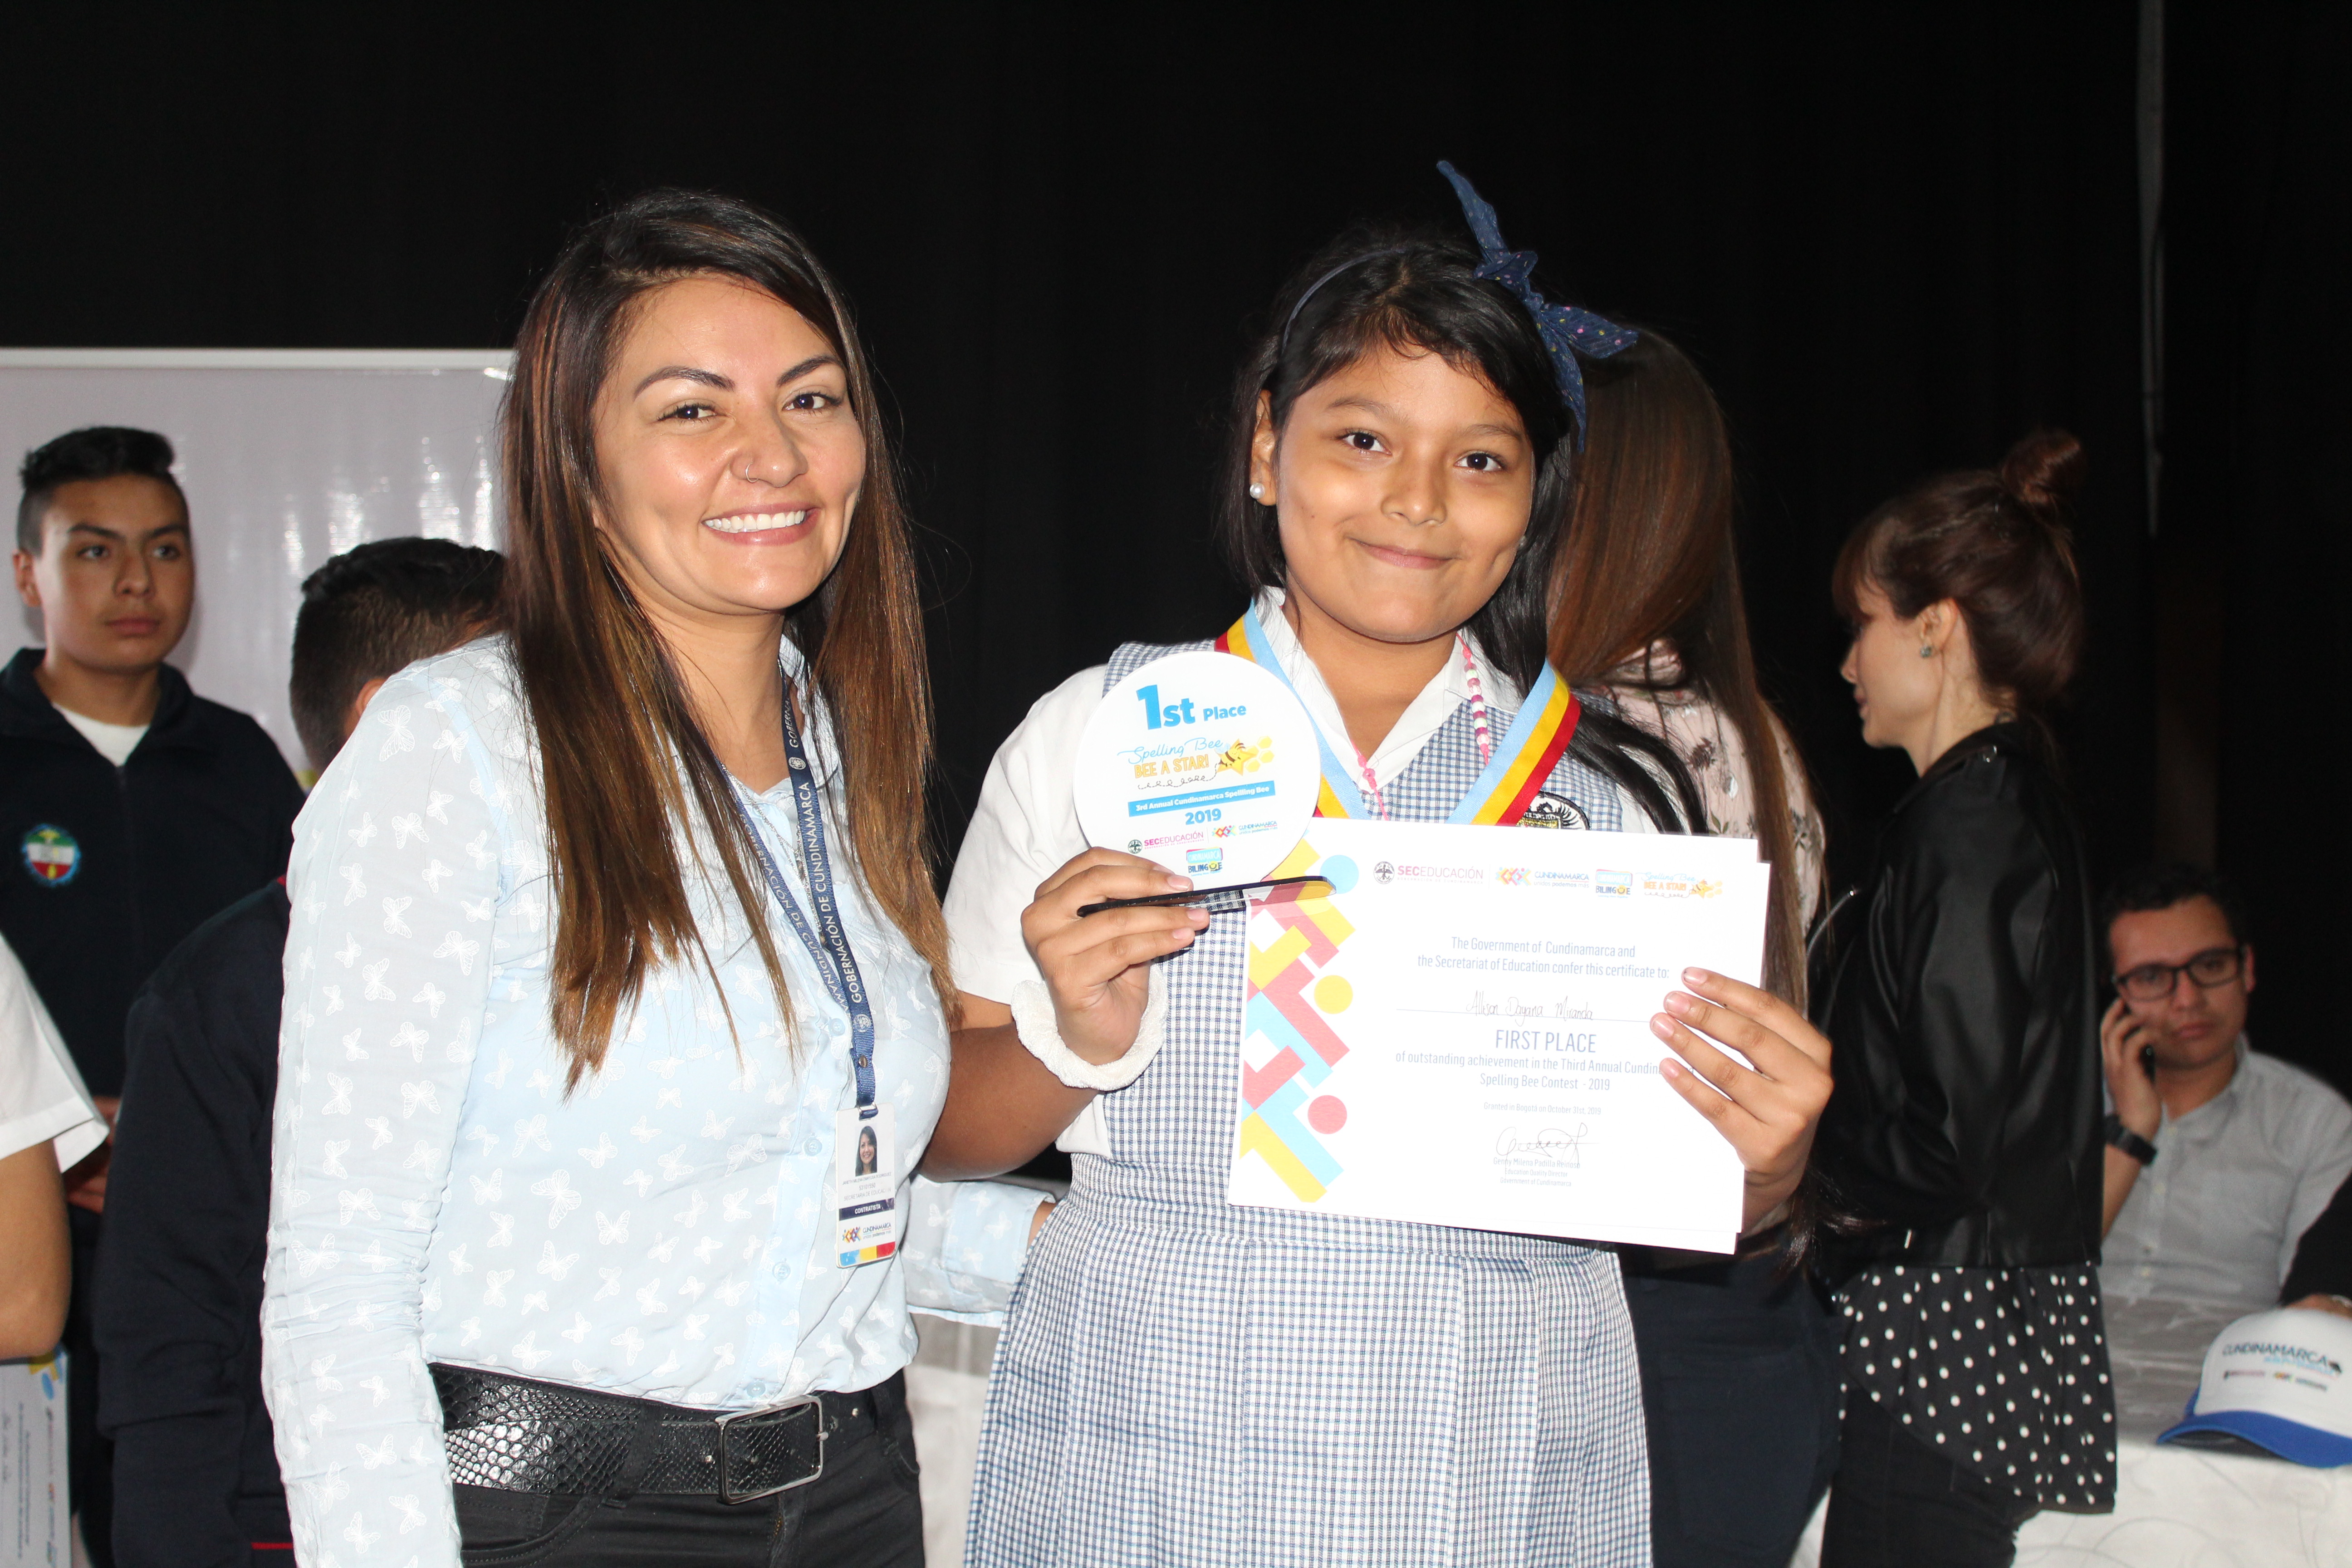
top-left (834, 1104), bottom-right (899, 1267)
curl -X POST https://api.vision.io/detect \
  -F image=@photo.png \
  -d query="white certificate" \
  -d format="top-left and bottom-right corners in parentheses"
top-left (1227, 819), bottom-right (1769, 1253)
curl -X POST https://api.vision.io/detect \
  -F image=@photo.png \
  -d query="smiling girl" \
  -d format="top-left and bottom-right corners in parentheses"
top-left (262, 192), bottom-right (1042, 1568)
top-left (927, 170), bottom-right (1834, 1567)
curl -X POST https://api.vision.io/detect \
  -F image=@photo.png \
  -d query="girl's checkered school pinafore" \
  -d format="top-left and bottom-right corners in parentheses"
top-left (965, 640), bottom-right (1651, 1568)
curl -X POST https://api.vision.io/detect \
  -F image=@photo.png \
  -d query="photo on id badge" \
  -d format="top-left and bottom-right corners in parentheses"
top-left (835, 1105), bottom-right (899, 1267)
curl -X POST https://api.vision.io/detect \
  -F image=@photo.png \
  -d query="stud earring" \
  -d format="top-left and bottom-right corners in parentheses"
top-left (1248, 483), bottom-right (1265, 501)
top-left (1920, 645), bottom-right (1934, 658)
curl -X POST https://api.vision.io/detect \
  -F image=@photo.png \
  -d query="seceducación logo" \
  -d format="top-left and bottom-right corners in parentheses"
top-left (21, 824), bottom-right (79, 887)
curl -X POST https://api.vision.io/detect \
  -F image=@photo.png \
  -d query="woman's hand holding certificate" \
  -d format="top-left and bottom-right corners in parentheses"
top-left (1652, 968), bottom-right (1833, 1235)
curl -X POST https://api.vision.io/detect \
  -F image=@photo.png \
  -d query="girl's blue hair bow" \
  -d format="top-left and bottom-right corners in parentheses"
top-left (1438, 160), bottom-right (1636, 448)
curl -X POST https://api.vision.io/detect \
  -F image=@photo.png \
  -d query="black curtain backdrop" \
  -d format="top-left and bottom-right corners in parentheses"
top-left (0, 8), bottom-right (2335, 1083)
top-left (2164, 6), bottom-right (2352, 1092)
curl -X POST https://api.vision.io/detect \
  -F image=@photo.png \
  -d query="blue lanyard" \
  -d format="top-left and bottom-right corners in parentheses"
top-left (1239, 603), bottom-right (1372, 818)
top-left (730, 683), bottom-right (878, 1113)
top-left (1238, 602), bottom-right (1569, 825)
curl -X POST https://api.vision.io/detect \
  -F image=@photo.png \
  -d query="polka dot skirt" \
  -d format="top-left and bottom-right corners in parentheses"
top-left (1839, 1264), bottom-right (2116, 1511)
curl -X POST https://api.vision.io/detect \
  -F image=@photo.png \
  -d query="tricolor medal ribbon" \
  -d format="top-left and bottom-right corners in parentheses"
top-left (1215, 606), bottom-right (1580, 828)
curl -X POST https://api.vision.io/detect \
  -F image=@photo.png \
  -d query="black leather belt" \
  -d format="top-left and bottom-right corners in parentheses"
top-left (432, 1364), bottom-right (893, 1504)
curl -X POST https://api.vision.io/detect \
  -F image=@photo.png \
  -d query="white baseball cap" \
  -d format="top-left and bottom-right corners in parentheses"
top-left (2160, 1307), bottom-right (2352, 1466)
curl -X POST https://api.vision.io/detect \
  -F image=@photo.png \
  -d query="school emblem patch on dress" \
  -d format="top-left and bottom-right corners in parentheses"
top-left (1517, 792), bottom-right (1590, 830)
top-left (21, 824), bottom-right (80, 885)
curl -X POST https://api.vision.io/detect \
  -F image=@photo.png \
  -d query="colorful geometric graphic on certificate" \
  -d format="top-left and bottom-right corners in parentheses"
top-left (1237, 839), bottom-right (1361, 1203)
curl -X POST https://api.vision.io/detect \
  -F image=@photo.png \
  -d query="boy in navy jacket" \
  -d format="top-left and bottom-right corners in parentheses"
top-left (7, 426), bottom-right (305, 1562)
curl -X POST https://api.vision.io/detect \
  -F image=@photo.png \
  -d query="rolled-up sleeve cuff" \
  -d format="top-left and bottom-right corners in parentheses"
top-left (0, 1095), bottom-right (103, 1168)
top-left (899, 1176), bottom-right (1046, 1323)
top-left (1009, 967), bottom-right (1167, 1091)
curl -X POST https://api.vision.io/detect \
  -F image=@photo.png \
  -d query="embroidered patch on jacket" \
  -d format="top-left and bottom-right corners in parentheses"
top-left (21, 824), bottom-right (80, 886)
top-left (1518, 792), bottom-right (1590, 830)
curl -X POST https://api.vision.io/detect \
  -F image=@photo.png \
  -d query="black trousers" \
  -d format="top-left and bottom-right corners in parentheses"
top-left (66, 1207), bottom-right (115, 1568)
top-left (453, 1374), bottom-right (922, 1567)
top-left (1820, 1392), bottom-right (2038, 1568)
top-left (1622, 1245), bottom-right (1843, 1568)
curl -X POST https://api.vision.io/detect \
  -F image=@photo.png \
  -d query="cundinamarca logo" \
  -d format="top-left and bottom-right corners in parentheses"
top-left (2224, 1339), bottom-right (2344, 1376)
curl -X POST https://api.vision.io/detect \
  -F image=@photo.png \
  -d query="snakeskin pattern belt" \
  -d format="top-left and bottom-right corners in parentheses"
top-left (432, 1364), bottom-right (886, 1503)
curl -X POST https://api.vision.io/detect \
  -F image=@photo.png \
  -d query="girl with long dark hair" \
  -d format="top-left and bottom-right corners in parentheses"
top-left (1558, 331), bottom-right (1842, 1567)
top-left (262, 191), bottom-right (1042, 1566)
top-left (925, 167), bottom-right (1834, 1566)
top-left (1812, 431), bottom-right (2116, 1565)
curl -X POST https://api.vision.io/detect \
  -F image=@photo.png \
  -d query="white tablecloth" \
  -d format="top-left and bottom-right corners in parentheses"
top-left (1793, 1295), bottom-right (2352, 1566)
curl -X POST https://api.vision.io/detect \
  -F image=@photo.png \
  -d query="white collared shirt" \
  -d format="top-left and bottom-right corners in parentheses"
top-left (1247, 587), bottom-right (1522, 792)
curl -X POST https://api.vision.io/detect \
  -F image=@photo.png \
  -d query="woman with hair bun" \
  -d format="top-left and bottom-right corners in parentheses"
top-left (1811, 431), bottom-right (2116, 1565)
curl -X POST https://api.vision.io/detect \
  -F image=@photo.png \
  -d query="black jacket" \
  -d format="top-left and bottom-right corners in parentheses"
top-left (93, 882), bottom-right (290, 1566)
top-left (1811, 724), bottom-right (2104, 1277)
top-left (0, 648), bottom-right (304, 1096)
top-left (2283, 1172), bottom-right (2352, 1304)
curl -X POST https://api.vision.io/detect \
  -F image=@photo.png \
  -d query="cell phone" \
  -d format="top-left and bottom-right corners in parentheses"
top-left (2139, 1043), bottom-right (2156, 1081)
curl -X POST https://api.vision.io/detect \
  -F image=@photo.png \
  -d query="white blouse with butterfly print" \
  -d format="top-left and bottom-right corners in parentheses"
top-left (1605, 640), bottom-right (1826, 930)
top-left (261, 636), bottom-right (1038, 1568)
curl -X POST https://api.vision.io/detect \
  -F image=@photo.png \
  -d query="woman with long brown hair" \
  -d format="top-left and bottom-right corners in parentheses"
top-left (261, 191), bottom-right (1042, 1567)
top-left (1553, 330), bottom-right (1841, 1568)
top-left (1550, 331), bottom-right (1823, 992)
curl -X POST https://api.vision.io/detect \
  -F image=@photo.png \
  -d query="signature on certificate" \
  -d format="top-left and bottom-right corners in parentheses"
top-left (1493, 1125), bottom-right (1589, 1167)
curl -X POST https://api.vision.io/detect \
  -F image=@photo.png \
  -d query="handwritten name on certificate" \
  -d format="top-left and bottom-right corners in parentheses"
top-left (1227, 820), bottom-right (1769, 1253)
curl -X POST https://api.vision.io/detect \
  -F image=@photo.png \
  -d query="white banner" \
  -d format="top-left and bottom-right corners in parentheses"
top-left (0, 350), bottom-right (510, 772)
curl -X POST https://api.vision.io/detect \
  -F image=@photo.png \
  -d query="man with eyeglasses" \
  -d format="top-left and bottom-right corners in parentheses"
top-left (2098, 862), bottom-right (2352, 1311)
